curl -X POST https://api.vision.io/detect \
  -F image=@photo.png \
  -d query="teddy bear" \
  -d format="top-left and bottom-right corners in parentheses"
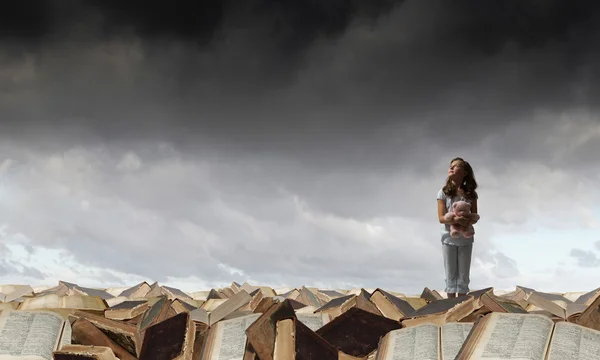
top-left (444, 200), bottom-right (480, 238)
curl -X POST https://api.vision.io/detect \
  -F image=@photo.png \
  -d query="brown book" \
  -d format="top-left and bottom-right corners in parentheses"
top-left (467, 287), bottom-right (494, 299)
top-left (315, 290), bottom-right (381, 320)
top-left (296, 312), bottom-right (333, 332)
top-left (220, 287), bottom-right (236, 298)
top-left (375, 321), bottom-right (474, 360)
top-left (144, 282), bottom-right (166, 298)
top-left (170, 298), bottom-right (202, 314)
top-left (53, 345), bottom-right (118, 360)
top-left (238, 289), bottom-right (266, 312)
top-left (230, 281), bottom-right (242, 294)
top-left (239, 283), bottom-right (276, 298)
top-left (118, 281), bottom-right (152, 298)
top-left (315, 294), bottom-right (354, 313)
top-left (479, 292), bottom-right (527, 313)
top-left (192, 326), bottom-right (209, 360)
top-left (139, 312), bottom-right (196, 360)
top-left (369, 289), bottom-right (417, 320)
top-left (400, 295), bottom-right (479, 327)
top-left (525, 291), bottom-right (587, 322)
top-left (576, 292), bottom-right (600, 331)
top-left (206, 289), bottom-right (225, 300)
top-left (287, 298), bottom-right (309, 310)
top-left (197, 313), bottom-right (262, 360)
top-left (244, 299), bottom-right (297, 360)
top-left (252, 296), bottom-right (277, 314)
top-left (72, 287), bottom-right (115, 300)
top-left (0, 310), bottom-right (71, 357)
top-left (36, 284), bottom-right (69, 297)
top-left (104, 300), bottom-right (149, 320)
top-left (273, 317), bottom-right (340, 360)
top-left (17, 294), bottom-right (108, 314)
top-left (280, 288), bottom-right (300, 299)
top-left (355, 289), bottom-right (383, 316)
top-left (460, 292), bottom-right (527, 322)
top-left (137, 296), bottom-right (177, 337)
top-left (498, 285), bottom-right (536, 304)
top-left (71, 310), bottom-right (141, 357)
top-left (420, 287), bottom-right (443, 302)
top-left (188, 291), bottom-right (254, 328)
top-left (161, 286), bottom-right (194, 301)
top-left (71, 318), bottom-right (137, 360)
top-left (295, 287), bottom-right (324, 308)
top-left (201, 299), bottom-right (228, 312)
top-left (456, 312), bottom-right (600, 360)
top-left (400, 297), bottom-right (428, 311)
top-left (123, 312), bottom-right (144, 326)
top-left (316, 307), bottom-right (403, 357)
top-left (318, 290), bottom-right (347, 301)
top-left (190, 307), bottom-right (210, 326)
top-left (207, 289), bottom-right (253, 326)
top-left (243, 343), bottom-right (257, 360)
top-left (574, 287), bottom-right (600, 306)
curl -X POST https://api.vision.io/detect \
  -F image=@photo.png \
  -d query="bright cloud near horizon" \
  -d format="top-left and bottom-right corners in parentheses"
top-left (1, 0), bottom-right (600, 295)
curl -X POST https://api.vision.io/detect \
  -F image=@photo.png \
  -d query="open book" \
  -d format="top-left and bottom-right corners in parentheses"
top-left (0, 285), bottom-right (34, 303)
top-left (0, 310), bottom-right (71, 360)
top-left (375, 322), bottom-right (473, 360)
top-left (198, 313), bottom-right (261, 360)
top-left (456, 312), bottom-right (600, 360)
top-left (17, 294), bottom-right (107, 312)
top-left (525, 292), bottom-right (588, 322)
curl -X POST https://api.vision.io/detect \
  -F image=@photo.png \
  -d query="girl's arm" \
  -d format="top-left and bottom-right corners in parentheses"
top-left (469, 199), bottom-right (479, 224)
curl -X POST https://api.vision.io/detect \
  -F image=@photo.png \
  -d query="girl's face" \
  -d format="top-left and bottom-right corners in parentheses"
top-left (448, 160), bottom-right (466, 182)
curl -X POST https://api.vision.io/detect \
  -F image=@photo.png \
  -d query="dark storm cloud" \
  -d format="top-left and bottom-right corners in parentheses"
top-left (2, 0), bottom-right (600, 154)
top-left (0, 0), bottom-right (400, 52)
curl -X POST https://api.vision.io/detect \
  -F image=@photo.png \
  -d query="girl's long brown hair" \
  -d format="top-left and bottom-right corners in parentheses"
top-left (442, 157), bottom-right (478, 200)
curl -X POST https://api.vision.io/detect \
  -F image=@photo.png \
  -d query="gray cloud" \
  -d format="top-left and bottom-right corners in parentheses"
top-left (491, 252), bottom-right (520, 279)
top-left (0, 244), bottom-right (46, 280)
top-left (570, 248), bottom-right (600, 267)
top-left (1, 0), bottom-right (600, 293)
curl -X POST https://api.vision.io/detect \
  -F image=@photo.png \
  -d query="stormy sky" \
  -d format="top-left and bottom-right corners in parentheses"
top-left (1, 0), bottom-right (600, 295)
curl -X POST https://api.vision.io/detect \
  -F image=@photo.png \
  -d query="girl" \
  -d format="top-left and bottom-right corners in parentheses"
top-left (437, 157), bottom-right (479, 298)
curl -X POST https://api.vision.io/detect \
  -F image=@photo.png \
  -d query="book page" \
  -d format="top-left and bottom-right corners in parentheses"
top-left (296, 313), bottom-right (329, 332)
top-left (59, 320), bottom-right (72, 349)
top-left (441, 322), bottom-right (473, 360)
top-left (565, 303), bottom-right (588, 318)
top-left (0, 310), bottom-right (65, 360)
top-left (0, 286), bottom-right (34, 303)
top-left (525, 293), bottom-right (566, 319)
top-left (61, 295), bottom-right (107, 310)
top-left (547, 322), bottom-right (600, 360)
top-left (190, 308), bottom-right (209, 324)
top-left (17, 295), bottom-right (61, 310)
top-left (469, 313), bottom-right (553, 360)
top-left (211, 314), bottom-right (260, 360)
top-left (382, 323), bottom-right (439, 360)
top-left (209, 290), bottom-right (252, 325)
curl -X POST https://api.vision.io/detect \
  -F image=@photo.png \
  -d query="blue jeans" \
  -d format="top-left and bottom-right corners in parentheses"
top-left (442, 243), bottom-right (473, 294)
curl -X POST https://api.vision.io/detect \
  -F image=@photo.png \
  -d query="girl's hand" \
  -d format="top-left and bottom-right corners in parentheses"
top-left (455, 216), bottom-right (469, 226)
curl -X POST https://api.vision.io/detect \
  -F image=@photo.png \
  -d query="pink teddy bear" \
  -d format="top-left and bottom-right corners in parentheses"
top-left (444, 200), bottom-right (480, 238)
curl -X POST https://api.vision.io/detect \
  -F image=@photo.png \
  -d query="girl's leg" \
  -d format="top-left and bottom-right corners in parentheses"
top-left (442, 244), bottom-right (459, 297)
top-left (456, 243), bottom-right (473, 296)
